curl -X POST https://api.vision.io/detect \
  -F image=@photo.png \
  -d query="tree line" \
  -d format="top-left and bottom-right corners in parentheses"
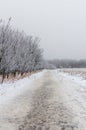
top-left (47, 59), bottom-right (86, 69)
top-left (0, 19), bottom-right (43, 82)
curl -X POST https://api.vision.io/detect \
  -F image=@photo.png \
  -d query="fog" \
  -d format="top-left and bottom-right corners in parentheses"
top-left (0, 0), bottom-right (86, 59)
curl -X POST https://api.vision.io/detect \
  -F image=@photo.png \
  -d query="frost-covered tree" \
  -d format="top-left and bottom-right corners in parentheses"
top-left (0, 19), bottom-right (43, 82)
top-left (0, 18), bottom-right (12, 81)
top-left (48, 59), bottom-right (86, 68)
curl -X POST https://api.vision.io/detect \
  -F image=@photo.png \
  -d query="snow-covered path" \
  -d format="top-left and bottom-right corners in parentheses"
top-left (0, 70), bottom-right (86, 129)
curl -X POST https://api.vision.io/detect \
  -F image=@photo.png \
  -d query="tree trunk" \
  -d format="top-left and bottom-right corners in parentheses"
top-left (2, 73), bottom-right (5, 83)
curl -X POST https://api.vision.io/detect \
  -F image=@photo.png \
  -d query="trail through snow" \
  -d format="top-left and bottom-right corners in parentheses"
top-left (0, 70), bottom-right (86, 129)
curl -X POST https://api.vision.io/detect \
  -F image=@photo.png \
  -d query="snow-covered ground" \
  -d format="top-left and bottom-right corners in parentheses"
top-left (0, 70), bottom-right (45, 105)
top-left (0, 70), bottom-right (46, 130)
top-left (0, 69), bottom-right (86, 129)
top-left (59, 71), bottom-right (86, 86)
top-left (58, 71), bottom-right (86, 128)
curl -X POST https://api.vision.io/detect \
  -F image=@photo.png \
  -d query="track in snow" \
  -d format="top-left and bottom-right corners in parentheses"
top-left (0, 70), bottom-right (86, 130)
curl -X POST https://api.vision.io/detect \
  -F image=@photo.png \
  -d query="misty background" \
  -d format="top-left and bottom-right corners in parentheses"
top-left (0, 0), bottom-right (86, 60)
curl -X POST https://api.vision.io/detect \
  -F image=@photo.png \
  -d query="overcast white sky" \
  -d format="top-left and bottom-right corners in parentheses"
top-left (0, 0), bottom-right (86, 59)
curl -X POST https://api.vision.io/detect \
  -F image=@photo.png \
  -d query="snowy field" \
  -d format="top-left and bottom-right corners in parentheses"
top-left (59, 68), bottom-right (86, 79)
top-left (58, 68), bottom-right (86, 128)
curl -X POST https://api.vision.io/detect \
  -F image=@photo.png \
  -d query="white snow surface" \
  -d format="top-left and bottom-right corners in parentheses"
top-left (59, 71), bottom-right (86, 86)
top-left (0, 70), bottom-right (45, 105)
top-left (58, 71), bottom-right (86, 128)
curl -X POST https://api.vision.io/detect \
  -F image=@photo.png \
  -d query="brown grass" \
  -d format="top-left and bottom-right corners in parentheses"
top-left (0, 71), bottom-right (40, 83)
top-left (59, 68), bottom-right (86, 80)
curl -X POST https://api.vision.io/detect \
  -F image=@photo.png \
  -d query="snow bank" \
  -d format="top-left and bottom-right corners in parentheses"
top-left (57, 71), bottom-right (86, 127)
top-left (59, 71), bottom-right (86, 86)
top-left (0, 70), bottom-right (45, 105)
